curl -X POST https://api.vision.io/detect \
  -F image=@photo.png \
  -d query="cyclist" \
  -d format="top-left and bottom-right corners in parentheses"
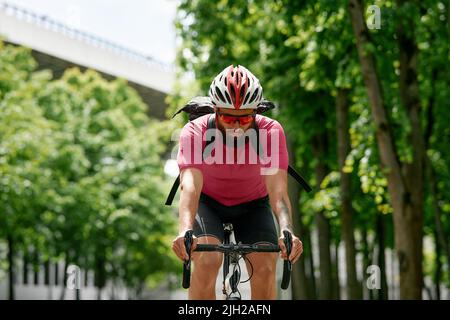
top-left (172, 65), bottom-right (303, 300)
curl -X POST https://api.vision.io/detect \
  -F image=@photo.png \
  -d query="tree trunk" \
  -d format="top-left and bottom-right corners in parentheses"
top-left (333, 240), bottom-right (341, 299)
top-left (316, 212), bottom-right (332, 300)
top-left (54, 262), bottom-right (59, 286)
top-left (23, 247), bottom-right (29, 285)
top-left (73, 251), bottom-right (81, 300)
top-left (7, 234), bottom-right (15, 300)
top-left (434, 227), bottom-right (441, 300)
top-left (423, 66), bottom-right (450, 296)
top-left (306, 229), bottom-right (317, 299)
top-left (361, 227), bottom-right (371, 299)
top-left (95, 248), bottom-right (106, 300)
top-left (84, 257), bottom-right (89, 287)
top-left (33, 248), bottom-right (39, 285)
top-left (44, 259), bottom-right (50, 285)
top-left (428, 161), bottom-right (450, 289)
top-left (59, 255), bottom-right (68, 300)
top-left (290, 200), bottom-right (311, 299)
top-left (316, 215), bottom-right (333, 300)
top-left (287, 138), bottom-right (312, 300)
top-left (336, 88), bottom-right (361, 299)
top-left (376, 212), bottom-right (389, 300)
top-left (349, 0), bottom-right (424, 299)
top-left (396, 0), bottom-right (426, 299)
top-left (312, 132), bottom-right (333, 299)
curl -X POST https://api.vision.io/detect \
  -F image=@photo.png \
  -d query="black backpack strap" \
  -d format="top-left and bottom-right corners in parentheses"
top-left (254, 117), bottom-right (310, 192)
top-left (165, 174), bottom-right (180, 206)
top-left (203, 114), bottom-right (216, 160)
top-left (166, 114), bottom-right (216, 206)
top-left (207, 113), bottom-right (216, 131)
top-left (252, 118), bottom-right (264, 157)
top-left (288, 165), bottom-right (312, 192)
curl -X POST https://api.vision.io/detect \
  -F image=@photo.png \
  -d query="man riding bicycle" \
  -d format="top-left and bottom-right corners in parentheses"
top-left (172, 65), bottom-right (303, 300)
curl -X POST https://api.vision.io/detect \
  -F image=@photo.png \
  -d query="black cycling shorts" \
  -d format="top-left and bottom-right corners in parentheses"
top-left (193, 193), bottom-right (278, 245)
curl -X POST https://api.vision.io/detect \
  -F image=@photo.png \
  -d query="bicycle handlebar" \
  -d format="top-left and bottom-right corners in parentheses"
top-left (182, 230), bottom-right (293, 290)
top-left (281, 230), bottom-right (292, 289)
top-left (195, 243), bottom-right (280, 253)
top-left (182, 230), bottom-right (194, 289)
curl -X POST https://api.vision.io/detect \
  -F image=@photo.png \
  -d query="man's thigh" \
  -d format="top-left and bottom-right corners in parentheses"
top-left (193, 199), bottom-right (225, 243)
top-left (232, 198), bottom-right (278, 245)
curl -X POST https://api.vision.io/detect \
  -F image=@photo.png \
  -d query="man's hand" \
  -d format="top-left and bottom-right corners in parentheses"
top-left (172, 231), bottom-right (198, 261)
top-left (278, 231), bottom-right (303, 264)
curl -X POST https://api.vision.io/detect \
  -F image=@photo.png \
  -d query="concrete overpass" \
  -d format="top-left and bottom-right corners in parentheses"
top-left (0, 2), bottom-right (174, 119)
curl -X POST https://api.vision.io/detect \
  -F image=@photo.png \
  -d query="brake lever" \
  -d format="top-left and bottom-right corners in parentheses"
top-left (283, 230), bottom-right (293, 261)
top-left (281, 230), bottom-right (292, 289)
top-left (182, 230), bottom-right (194, 289)
top-left (184, 230), bottom-right (194, 261)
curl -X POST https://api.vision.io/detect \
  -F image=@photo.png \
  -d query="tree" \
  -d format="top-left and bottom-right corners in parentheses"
top-left (0, 41), bottom-right (178, 299)
top-left (348, 0), bottom-right (429, 298)
top-left (173, 0), bottom-right (449, 300)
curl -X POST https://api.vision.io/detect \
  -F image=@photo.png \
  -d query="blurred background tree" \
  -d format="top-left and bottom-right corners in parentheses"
top-left (0, 42), bottom-right (178, 300)
top-left (1, 0), bottom-right (448, 300)
top-left (173, 0), bottom-right (449, 299)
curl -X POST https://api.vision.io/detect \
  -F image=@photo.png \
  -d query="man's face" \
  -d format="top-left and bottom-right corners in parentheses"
top-left (216, 107), bottom-right (255, 138)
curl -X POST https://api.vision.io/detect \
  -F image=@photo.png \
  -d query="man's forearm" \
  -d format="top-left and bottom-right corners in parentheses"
top-left (178, 189), bottom-right (200, 233)
top-left (272, 196), bottom-right (293, 232)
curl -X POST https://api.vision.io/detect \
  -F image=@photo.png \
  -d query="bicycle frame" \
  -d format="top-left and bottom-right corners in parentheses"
top-left (182, 224), bottom-right (292, 300)
top-left (223, 223), bottom-right (238, 299)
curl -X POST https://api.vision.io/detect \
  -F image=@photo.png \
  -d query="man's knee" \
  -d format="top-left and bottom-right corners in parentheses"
top-left (192, 236), bottom-right (222, 274)
top-left (248, 253), bottom-right (277, 277)
top-left (193, 252), bottom-right (223, 273)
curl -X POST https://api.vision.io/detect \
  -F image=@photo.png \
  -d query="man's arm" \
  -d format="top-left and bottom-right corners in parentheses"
top-left (172, 168), bottom-right (203, 261)
top-left (264, 169), bottom-right (303, 263)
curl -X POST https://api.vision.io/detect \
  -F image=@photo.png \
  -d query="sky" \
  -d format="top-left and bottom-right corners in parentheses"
top-left (3, 0), bottom-right (178, 65)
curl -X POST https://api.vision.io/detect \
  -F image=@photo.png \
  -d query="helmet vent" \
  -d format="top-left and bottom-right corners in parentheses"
top-left (249, 88), bottom-right (259, 103)
top-left (230, 85), bottom-right (236, 104)
top-left (224, 91), bottom-right (232, 104)
top-left (243, 92), bottom-right (250, 106)
top-left (239, 85), bottom-right (245, 101)
top-left (215, 87), bottom-right (226, 103)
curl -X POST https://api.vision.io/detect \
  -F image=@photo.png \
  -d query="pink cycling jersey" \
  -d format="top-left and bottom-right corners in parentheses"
top-left (177, 114), bottom-right (288, 206)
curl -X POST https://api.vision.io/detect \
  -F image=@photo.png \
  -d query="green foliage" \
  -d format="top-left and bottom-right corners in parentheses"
top-left (173, 0), bottom-right (450, 295)
top-left (0, 41), bottom-right (177, 291)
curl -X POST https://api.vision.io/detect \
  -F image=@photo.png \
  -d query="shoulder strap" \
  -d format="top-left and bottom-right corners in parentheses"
top-left (165, 114), bottom-right (215, 206)
top-left (288, 165), bottom-right (312, 192)
top-left (165, 174), bottom-right (180, 206)
top-left (203, 114), bottom-right (216, 160)
top-left (207, 113), bottom-right (216, 129)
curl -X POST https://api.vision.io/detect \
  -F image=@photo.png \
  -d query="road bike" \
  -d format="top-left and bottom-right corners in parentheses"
top-left (182, 223), bottom-right (292, 300)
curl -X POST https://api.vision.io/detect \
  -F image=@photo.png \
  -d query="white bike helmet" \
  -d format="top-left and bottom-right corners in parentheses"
top-left (209, 65), bottom-right (263, 110)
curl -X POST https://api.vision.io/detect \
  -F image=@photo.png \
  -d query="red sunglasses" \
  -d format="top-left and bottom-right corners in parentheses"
top-left (217, 111), bottom-right (255, 125)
